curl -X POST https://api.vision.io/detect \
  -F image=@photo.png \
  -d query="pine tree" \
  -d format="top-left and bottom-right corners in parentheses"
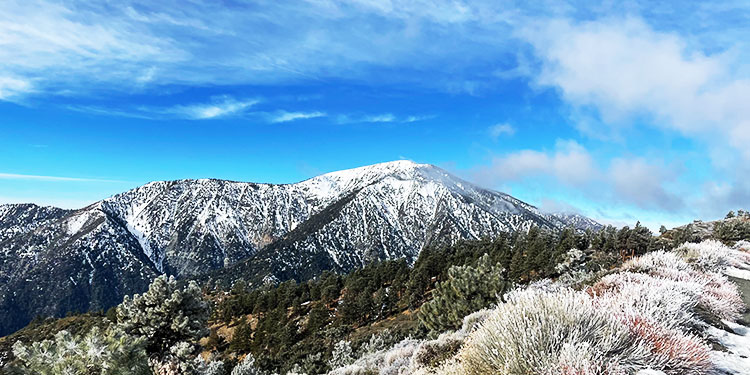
top-left (230, 317), bottom-right (253, 353)
top-left (117, 275), bottom-right (210, 373)
top-left (418, 254), bottom-right (511, 332)
top-left (11, 327), bottom-right (150, 375)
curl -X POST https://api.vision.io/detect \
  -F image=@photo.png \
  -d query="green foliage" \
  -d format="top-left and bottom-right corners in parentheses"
top-left (714, 218), bottom-right (750, 243)
top-left (418, 254), bottom-right (511, 332)
top-left (10, 326), bottom-right (150, 375)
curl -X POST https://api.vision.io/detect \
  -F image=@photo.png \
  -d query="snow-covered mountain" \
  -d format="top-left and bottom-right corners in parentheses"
top-left (0, 160), bottom-right (599, 335)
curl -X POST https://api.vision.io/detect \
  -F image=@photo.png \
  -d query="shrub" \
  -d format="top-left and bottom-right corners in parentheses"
top-left (327, 339), bottom-right (420, 375)
top-left (676, 239), bottom-right (750, 272)
top-left (621, 251), bottom-right (691, 274)
top-left (457, 289), bottom-right (649, 375)
top-left (413, 336), bottom-right (463, 368)
top-left (734, 240), bottom-right (750, 252)
top-left (592, 272), bottom-right (701, 329)
top-left (328, 341), bottom-right (355, 369)
top-left (231, 354), bottom-right (266, 375)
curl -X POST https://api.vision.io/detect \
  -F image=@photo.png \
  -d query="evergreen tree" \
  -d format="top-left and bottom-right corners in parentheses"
top-left (230, 317), bottom-right (253, 353)
top-left (419, 254), bottom-right (511, 332)
top-left (11, 327), bottom-right (150, 375)
top-left (117, 275), bottom-right (210, 373)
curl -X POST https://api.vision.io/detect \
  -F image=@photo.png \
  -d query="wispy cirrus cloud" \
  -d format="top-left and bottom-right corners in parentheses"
top-left (335, 113), bottom-right (431, 124)
top-left (67, 96), bottom-right (260, 120)
top-left (0, 172), bottom-right (127, 183)
top-left (269, 110), bottom-right (326, 123)
top-left (163, 97), bottom-right (260, 120)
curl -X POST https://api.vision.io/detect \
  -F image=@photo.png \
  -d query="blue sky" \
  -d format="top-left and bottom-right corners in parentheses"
top-left (1, 0), bottom-right (749, 230)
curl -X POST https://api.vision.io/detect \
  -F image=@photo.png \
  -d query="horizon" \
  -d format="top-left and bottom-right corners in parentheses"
top-left (2, 1), bottom-right (749, 231)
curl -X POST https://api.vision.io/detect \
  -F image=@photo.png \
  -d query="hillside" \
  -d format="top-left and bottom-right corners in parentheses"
top-left (2, 217), bottom-right (749, 375)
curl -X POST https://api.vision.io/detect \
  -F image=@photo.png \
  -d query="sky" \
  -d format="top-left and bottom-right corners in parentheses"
top-left (1, 0), bottom-right (749, 230)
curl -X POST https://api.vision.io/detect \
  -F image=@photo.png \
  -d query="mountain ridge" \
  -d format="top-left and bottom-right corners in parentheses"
top-left (0, 160), bottom-right (600, 335)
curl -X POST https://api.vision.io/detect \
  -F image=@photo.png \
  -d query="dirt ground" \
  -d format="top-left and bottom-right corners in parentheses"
top-left (729, 276), bottom-right (750, 323)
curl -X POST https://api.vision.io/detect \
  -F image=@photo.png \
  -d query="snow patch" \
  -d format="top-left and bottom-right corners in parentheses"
top-left (709, 320), bottom-right (750, 375)
top-left (726, 266), bottom-right (750, 280)
top-left (66, 214), bottom-right (88, 234)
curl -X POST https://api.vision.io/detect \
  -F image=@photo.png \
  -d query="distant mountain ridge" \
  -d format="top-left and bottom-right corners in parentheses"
top-left (0, 160), bottom-right (600, 335)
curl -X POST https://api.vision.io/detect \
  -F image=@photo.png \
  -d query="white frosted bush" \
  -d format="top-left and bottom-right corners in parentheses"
top-left (328, 339), bottom-right (420, 375)
top-left (195, 357), bottom-right (225, 375)
top-left (458, 308), bottom-right (492, 335)
top-left (232, 354), bottom-right (267, 375)
top-left (328, 364), bottom-right (371, 375)
top-left (622, 251), bottom-right (691, 274)
top-left (593, 272), bottom-right (701, 329)
top-left (358, 330), bottom-right (394, 357)
top-left (329, 341), bottom-right (355, 369)
top-left (677, 239), bottom-right (750, 271)
top-left (457, 288), bottom-right (650, 375)
top-left (733, 240), bottom-right (750, 252)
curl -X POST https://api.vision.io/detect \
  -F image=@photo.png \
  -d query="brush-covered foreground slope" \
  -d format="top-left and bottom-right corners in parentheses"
top-left (0, 161), bottom-right (598, 335)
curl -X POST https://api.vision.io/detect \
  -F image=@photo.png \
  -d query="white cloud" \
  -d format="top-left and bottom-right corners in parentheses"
top-left (488, 123), bottom-right (515, 139)
top-left (270, 111), bottom-right (326, 123)
top-left (0, 76), bottom-right (32, 100)
top-left (477, 140), bottom-right (684, 210)
top-left (67, 97), bottom-right (260, 120)
top-left (608, 158), bottom-right (681, 210)
top-left (521, 17), bottom-right (750, 160)
top-left (335, 113), bottom-right (430, 124)
top-left (168, 97), bottom-right (260, 120)
top-left (0, 172), bottom-right (126, 183)
top-left (482, 140), bottom-right (598, 187)
top-left (362, 114), bottom-right (396, 123)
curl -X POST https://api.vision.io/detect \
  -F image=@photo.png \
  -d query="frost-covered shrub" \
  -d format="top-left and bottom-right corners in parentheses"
top-left (329, 341), bottom-right (355, 369)
top-left (232, 354), bottom-right (266, 375)
top-left (622, 251), bottom-right (691, 274)
top-left (358, 330), bottom-right (395, 358)
top-left (11, 327), bottom-right (150, 375)
top-left (600, 268), bottom-right (745, 327)
top-left (734, 240), bottom-right (750, 252)
top-left (413, 335), bottom-right (462, 368)
top-left (695, 272), bottom-right (744, 322)
top-left (458, 309), bottom-right (492, 335)
top-left (195, 357), bottom-right (225, 375)
top-left (625, 317), bottom-right (712, 374)
top-left (457, 289), bottom-right (649, 375)
top-left (676, 239), bottom-right (750, 271)
top-left (592, 272), bottom-right (701, 329)
top-left (328, 339), bottom-right (420, 375)
top-left (328, 364), bottom-right (376, 375)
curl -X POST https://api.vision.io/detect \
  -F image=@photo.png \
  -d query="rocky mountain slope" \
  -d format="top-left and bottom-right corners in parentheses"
top-left (0, 160), bottom-right (599, 335)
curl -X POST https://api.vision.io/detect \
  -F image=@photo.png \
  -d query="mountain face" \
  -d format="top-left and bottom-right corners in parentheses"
top-left (0, 161), bottom-right (599, 335)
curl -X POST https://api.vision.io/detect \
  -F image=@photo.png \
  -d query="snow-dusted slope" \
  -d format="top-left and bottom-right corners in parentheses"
top-left (0, 160), bottom-right (600, 335)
